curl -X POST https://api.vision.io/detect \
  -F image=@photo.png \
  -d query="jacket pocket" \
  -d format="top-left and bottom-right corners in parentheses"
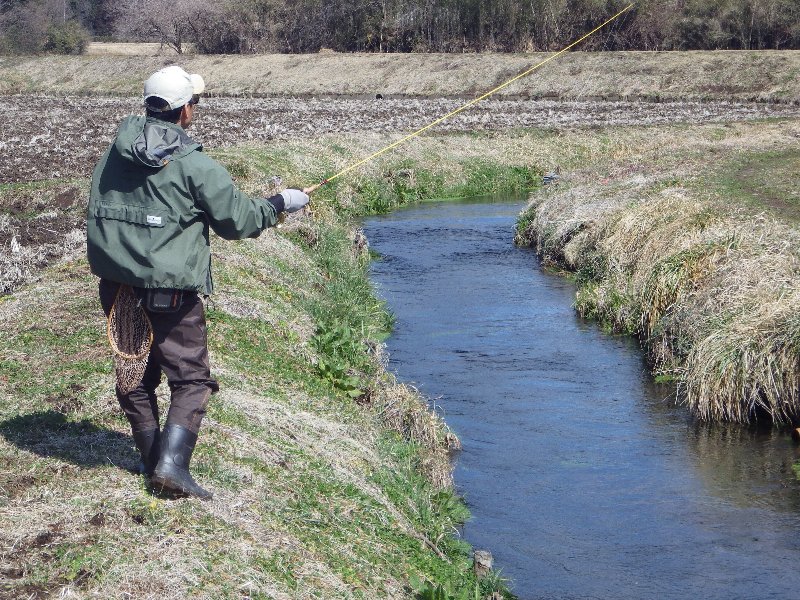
top-left (94, 203), bottom-right (168, 228)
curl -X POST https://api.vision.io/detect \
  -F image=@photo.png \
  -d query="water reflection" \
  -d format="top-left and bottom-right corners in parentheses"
top-left (684, 421), bottom-right (800, 512)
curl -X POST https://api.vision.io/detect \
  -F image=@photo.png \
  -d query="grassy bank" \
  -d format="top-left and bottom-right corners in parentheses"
top-left (515, 118), bottom-right (800, 424)
top-left (0, 132), bottom-right (538, 599)
top-left (2, 50), bottom-right (800, 102)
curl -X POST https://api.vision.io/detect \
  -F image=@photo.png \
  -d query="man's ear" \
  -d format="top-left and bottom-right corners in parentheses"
top-left (179, 104), bottom-right (191, 127)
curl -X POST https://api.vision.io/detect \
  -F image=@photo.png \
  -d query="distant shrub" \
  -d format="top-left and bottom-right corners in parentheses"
top-left (43, 21), bottom-right (90, 55)
top-left (0, 14), bottom-right (46, 55)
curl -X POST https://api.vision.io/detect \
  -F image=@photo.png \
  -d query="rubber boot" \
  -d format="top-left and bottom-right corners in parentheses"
top-left (132, 428), bottom-right (160, 476)
top-left (150, 424), bottom-right (213, 500)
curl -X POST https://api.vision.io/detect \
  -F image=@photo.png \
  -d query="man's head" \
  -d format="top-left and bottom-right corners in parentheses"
top-left (144, 66), bottom-right (205, 126)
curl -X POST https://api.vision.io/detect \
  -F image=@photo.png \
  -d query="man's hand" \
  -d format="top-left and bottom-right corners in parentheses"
top-left (280, 189), bottom-right (310, 213)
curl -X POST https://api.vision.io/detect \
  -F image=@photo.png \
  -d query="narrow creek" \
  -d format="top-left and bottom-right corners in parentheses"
top-left (363, 195), bottom-right (800, 600)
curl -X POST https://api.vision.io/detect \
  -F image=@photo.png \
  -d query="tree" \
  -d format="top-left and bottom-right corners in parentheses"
top-left (0, 0), bottom-right (89, 54)
top-left (116, 0), bottom-right (218, 53)
top-left (99, 0), bottom-right (800, 54)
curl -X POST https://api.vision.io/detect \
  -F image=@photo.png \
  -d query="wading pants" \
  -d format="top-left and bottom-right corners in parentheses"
top-left (100, 279), bottom-right (219, 434)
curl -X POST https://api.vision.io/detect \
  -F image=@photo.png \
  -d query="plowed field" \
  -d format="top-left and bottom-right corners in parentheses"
top-left (2, 95), bottom-right (799, 183)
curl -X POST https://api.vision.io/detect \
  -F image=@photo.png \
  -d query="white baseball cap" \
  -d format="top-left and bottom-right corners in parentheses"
top-left (143, 66), bottom-right (205, 111)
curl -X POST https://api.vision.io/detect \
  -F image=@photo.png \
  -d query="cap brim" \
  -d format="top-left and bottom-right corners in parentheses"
top-left (190, 74), bottom-right (205, 95)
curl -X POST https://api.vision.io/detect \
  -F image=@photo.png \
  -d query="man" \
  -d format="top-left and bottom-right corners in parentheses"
top-left (87, 66), bottom-right (309, 499)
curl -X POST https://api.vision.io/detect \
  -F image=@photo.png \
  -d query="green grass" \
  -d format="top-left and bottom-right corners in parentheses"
top-left (710, 148), bottom-right (800, 222)
top-left (311, 159), bottom-right (540, 218)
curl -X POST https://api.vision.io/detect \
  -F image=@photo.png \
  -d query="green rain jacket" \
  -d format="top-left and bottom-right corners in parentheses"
top-left (87, 116), bottom-right (279, 294)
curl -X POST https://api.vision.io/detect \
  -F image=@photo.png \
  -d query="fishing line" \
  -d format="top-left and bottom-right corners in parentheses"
top-left (599, 3), bottom-right (633, 52)
top-left (308, 2), bottom-right (635, 192)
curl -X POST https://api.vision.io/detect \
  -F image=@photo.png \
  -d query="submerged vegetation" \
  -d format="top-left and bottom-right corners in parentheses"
top-left (515, 119), bottom-right (800, 424)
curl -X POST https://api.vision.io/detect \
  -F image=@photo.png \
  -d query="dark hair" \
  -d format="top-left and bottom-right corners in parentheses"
top-left (145, 96), bottom-right (182, 123)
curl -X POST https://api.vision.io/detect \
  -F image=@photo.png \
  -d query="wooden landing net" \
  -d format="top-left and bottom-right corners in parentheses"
top-left (107, 285), bottom-right (153, 395)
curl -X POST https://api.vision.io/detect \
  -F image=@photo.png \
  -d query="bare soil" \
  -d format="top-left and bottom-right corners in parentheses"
top-left (2, 94), bottom-right (799, 184)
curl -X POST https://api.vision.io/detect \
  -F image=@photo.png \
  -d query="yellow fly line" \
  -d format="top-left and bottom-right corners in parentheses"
top-left (310, 3), bottom-right (635, 191)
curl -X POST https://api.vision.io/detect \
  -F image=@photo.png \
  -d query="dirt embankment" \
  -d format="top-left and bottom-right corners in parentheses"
top-left (1, 50), bottom-right (799, 102)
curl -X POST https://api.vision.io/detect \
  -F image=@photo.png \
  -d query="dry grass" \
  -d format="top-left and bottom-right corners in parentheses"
top-left (518, 118), bottom-right (800, 423)
top-left (1, 50), bottom-right (799, 102)
top-left (371, 380), bottom-right (461, 490)
top-left (86, 42), bottom-right (194, 56)
top-left (0, 249), bottom-right (461, 598)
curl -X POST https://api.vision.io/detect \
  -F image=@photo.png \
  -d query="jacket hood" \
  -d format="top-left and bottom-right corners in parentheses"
top-left (114, 116), bottom-right (201, 168)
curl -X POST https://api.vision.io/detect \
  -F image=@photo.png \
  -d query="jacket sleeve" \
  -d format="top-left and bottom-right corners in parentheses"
top-left (188, 154), bottom-right (280, 240)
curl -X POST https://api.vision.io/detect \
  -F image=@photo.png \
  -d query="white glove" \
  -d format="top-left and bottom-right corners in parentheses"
top-left (281, 189), bottom-right (310, 213)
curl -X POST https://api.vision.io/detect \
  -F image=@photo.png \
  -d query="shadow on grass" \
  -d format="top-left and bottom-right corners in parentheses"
top-left (0, 410), bottom-right (137, 471)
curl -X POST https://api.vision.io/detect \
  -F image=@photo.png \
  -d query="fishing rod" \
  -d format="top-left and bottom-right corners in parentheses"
top-left (302, 2), bottom-right (635, 195)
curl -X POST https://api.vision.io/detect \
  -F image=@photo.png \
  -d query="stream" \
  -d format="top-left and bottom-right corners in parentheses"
top-left (363, 195), bottom-right (800, 600)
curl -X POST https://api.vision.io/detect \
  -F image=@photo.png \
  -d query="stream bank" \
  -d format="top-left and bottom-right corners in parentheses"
top-left (1, 135), bottom-right (537, 598)
top-left (515, 119), bottom-right (800, 424)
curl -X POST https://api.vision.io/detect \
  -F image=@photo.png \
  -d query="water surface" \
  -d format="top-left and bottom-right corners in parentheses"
top-left (364, 196), bottom-right (800, 600)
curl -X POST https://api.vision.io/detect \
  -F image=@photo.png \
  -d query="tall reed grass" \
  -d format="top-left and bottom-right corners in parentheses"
top-left (518, 181), bottom-right (800, 424)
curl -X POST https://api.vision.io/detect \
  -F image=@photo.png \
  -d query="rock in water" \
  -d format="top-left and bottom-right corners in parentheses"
top-left (473, 549), bottom-right (494, 578)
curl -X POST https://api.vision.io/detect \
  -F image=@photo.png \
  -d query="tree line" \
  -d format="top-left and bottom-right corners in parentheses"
top-left (2, 0), bottom-right (799, 55)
